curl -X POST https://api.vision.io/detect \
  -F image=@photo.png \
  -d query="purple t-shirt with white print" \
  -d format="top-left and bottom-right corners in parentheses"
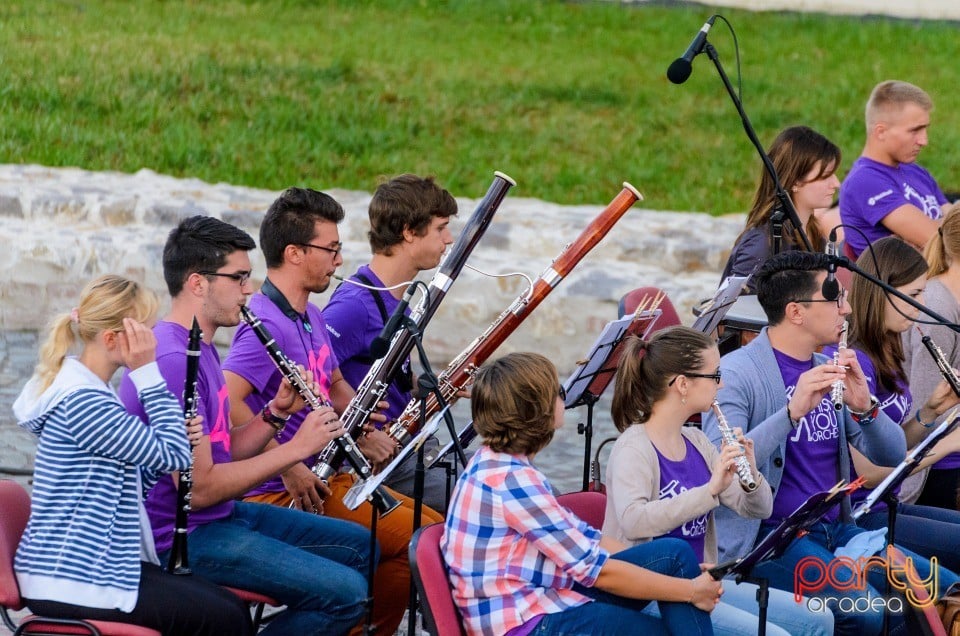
top-left (222, 292), bottom-right (339, 497)
top-left (119, 320), bottom-right (234, 554)
top-left (654, 437), bottom-right (712, 561)
top-left (839, 156), bottom-right (947, 257)
top-left (821, 346), bottom-right (912, 509)
top-left (770, 349), bottom-right (842, 524)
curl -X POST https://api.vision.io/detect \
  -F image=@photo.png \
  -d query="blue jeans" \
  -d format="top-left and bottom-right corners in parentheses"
top-left (531, 538), bottom-right (713, 635)
top-left (751, 520), bottom-right (958, 636)
top-left (159, 502), bottom-right (374, 636)
top-left (643, 578), bottom-right (834, 636)
top-left (858, 502), bottom-right (960, 572)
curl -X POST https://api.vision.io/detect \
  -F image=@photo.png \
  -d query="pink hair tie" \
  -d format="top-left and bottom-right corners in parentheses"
top-left (69, 308), bottom-right (80, 324)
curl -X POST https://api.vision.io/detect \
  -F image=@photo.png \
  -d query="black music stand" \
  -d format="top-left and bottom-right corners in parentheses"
top-left (692, 275), bottom-right (750, 335)
top-left (708, 479), bottom-right (862, 636)
top-left (562, 308), bottom-right (662, 491)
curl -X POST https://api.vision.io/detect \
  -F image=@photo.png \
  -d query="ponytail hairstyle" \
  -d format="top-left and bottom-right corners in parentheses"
top-left (471, 352), bottom-right (559, 456)
top-left (848, 237), bottom-right (927, 393)
top-left (34, 275), bottom-right (159, 392)
top-left (611, 326), bottom-right (716, 432)
top-left (924, 202), bottom-right (960, 277)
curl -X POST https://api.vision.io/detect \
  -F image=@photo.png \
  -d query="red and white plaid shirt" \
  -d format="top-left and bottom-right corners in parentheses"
top-left (441, 446), bottom-right (609, 636)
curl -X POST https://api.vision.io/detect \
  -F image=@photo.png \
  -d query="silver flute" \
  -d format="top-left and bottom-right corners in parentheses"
top-left (831, 320), bottom-right (848, 411)
top-left (711, 400), bottom-right (758, 492)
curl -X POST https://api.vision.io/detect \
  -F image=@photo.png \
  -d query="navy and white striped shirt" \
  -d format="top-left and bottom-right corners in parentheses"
top-left (13, 359), bottom-right (190, 612)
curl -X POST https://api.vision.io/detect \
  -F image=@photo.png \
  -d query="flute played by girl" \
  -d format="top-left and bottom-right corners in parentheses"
top-left (442, 352), bottom-right (720, 636)
top-left (603, 326), bottom-right (832, 635)
top-left (12, 275), bottom-right (251, 636)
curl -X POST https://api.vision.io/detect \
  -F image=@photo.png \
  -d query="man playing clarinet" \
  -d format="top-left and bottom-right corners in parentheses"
top-left (118, 215), bottom-right (373, 636)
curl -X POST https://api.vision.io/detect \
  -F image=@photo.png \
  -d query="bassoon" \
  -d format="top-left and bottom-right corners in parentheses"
top-left (167, 316), bottom-right (201, 575)
top-left (239, 305), bottom-right (401, 515)
top-left (386, 182), bottom-right (643, 449)
top-left (309, 171), bottom-right (516, 484)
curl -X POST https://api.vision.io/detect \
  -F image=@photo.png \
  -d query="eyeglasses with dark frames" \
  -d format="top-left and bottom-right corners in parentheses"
top-left (559, 385), bottom-right (567, 401)
top-left (197, 270), bottom-right (252, 286)
top-left (668, 371), bottom-right (722, 386)
top-left (298, 242), bottom-right (343, 257)
top-left (790, 288), bottom-right (848, 309)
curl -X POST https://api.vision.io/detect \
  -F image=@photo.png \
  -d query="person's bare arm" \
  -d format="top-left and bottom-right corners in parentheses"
top-left (881, 205), bottom-right (941, 250)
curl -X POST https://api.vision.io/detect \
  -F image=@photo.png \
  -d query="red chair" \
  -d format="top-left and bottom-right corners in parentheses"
top-left (223, 587), bottom-right (280, 631)
top-left (556, 490), bottom-right (607, 528)
top-left (409, 523), bottom-right (465, 636)
top-left (618, 286), bottom-right (682, 326)
top-left (0, 480), bottom-right (161, 636)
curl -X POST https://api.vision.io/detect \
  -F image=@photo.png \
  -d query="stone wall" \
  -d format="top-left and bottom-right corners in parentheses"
top-left (0, 164), bottom-right (744, 369)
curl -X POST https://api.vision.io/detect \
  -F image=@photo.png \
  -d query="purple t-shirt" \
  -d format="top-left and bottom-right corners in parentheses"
top-left (770, 349), bottom-right (841, 524)
top-left (839, 156), bottom-right (947, 257)
top-left (323, 265), bottom-right (413, 423)
top-left (118, 320), bottom-right (234, 553)
top-left (654, 437), bottom-right (712, 561)
top-left (222, 292), bottom-right (339, 497)
top-left (821, 346), bottom-right (911, 509)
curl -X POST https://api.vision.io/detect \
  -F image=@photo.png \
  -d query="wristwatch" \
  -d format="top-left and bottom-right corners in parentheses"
top-left (261, 401), bottom-right (291, 434)
top-left (849, 394), bottom-right (880, 422)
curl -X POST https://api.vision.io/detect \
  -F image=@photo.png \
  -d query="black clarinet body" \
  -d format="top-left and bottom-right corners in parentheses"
top-left (168, 317), bottom-right (201, 575)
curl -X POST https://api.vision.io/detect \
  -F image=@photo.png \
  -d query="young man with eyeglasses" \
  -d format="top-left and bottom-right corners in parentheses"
top-left (221, 187), bottom-right (441, 635)
top-left (118, 215), bottom-right (373, 636)
top-left (701, 251), bottom-right (959, 635)
top-left (322, 174), bottom-right (457, 513)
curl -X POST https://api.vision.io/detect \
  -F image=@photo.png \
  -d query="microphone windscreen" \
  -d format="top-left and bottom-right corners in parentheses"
top-left (667, 58), bottom-right (692, 84)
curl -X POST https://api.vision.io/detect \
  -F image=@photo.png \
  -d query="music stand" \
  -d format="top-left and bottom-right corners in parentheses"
top-left (426, 419), bottom-right (478, 470)
top-left (692, 275), bottom-right (751, 335)
top-left (708, 479), bottom-right (863, 636)
top-left (341, 406), bottom-right (447, 511)
top-left (562, 307), bottom-right (662, 491)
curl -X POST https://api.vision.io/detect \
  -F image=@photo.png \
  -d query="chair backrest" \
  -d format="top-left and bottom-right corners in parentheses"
top-left (556, 491), bottom-right (607, 529)
top-left (0, 480), bottom-right (30, 612)
top-left (409, 523), bottom-right (465, 636)
top-left (618, 286), bottom-right (682, 327)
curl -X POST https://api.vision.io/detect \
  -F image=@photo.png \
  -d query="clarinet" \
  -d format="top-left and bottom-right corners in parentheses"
top-left (711, 400), bottom-right (758, 492)
top-left (168, 316), bottom-right (201, 575)
top-left (386, 182), bottom-right (644, 449)
top-left (831, 320), bottom-right (848, 411)
top-left (919, 328), bottom-right (960, 398)
top-left (239, 305), bottom-right (401, 515)
top-left (310, 171), bottom-right (515, 482)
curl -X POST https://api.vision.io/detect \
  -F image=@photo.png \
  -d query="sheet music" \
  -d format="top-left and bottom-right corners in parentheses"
top-left (692, 275), bottom-right (751, 334)
top-left (562, 308), bottom-right (661, 409)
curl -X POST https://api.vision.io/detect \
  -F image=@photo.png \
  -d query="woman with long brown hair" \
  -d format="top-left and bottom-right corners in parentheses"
top-left (721, 125), bottom-right (841, 289)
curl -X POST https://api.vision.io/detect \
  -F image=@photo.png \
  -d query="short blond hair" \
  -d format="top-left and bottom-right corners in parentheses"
top-left (866, 80), bottom-right (933, 133)
top-left (471, 352), bottom-right (558, 456)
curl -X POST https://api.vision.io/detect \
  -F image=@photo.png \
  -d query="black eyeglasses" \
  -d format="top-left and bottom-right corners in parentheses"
top-left (198, 270), bottom-right (252, 286)
top-left (790, 288), bottom-right (848, 309)
top-left (298, 242), bottom-right (342, 257)
top-left (668, 371), bottom-right (722, 386)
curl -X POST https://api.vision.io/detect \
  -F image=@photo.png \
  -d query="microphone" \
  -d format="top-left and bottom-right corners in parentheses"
top-left (666, 15), bottom-right (717, 85)
top-left (369, 284), bottom-right (417, 359)
top-left (822, 228), bottom-right (840, 302)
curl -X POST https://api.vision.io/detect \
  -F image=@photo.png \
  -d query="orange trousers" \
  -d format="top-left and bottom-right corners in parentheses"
top-left (245, 473), bottom-right (442, 635)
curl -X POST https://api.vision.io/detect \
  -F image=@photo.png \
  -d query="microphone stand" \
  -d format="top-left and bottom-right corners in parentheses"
top-left (395, 315), bottom-right (464, 636)
top-left (702, 41), bottom-right (812, 253)
top-left (828, 252), bottom-right (960, 634)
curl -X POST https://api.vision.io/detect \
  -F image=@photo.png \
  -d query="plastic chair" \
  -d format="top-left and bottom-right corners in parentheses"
top-left (556, 490), bottom-right (607, 528)
top-left (0, 480), bottom-right (161, 636)
top-left (223, 586), bottom-right (280, 631)
top-left (618, 286), bottom-right (682, 326)
top-left (408, 523), bottom-right (465, 636)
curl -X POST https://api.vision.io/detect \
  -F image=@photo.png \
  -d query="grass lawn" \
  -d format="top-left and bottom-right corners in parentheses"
top-left (0, 0), bottom-right (958, 213)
